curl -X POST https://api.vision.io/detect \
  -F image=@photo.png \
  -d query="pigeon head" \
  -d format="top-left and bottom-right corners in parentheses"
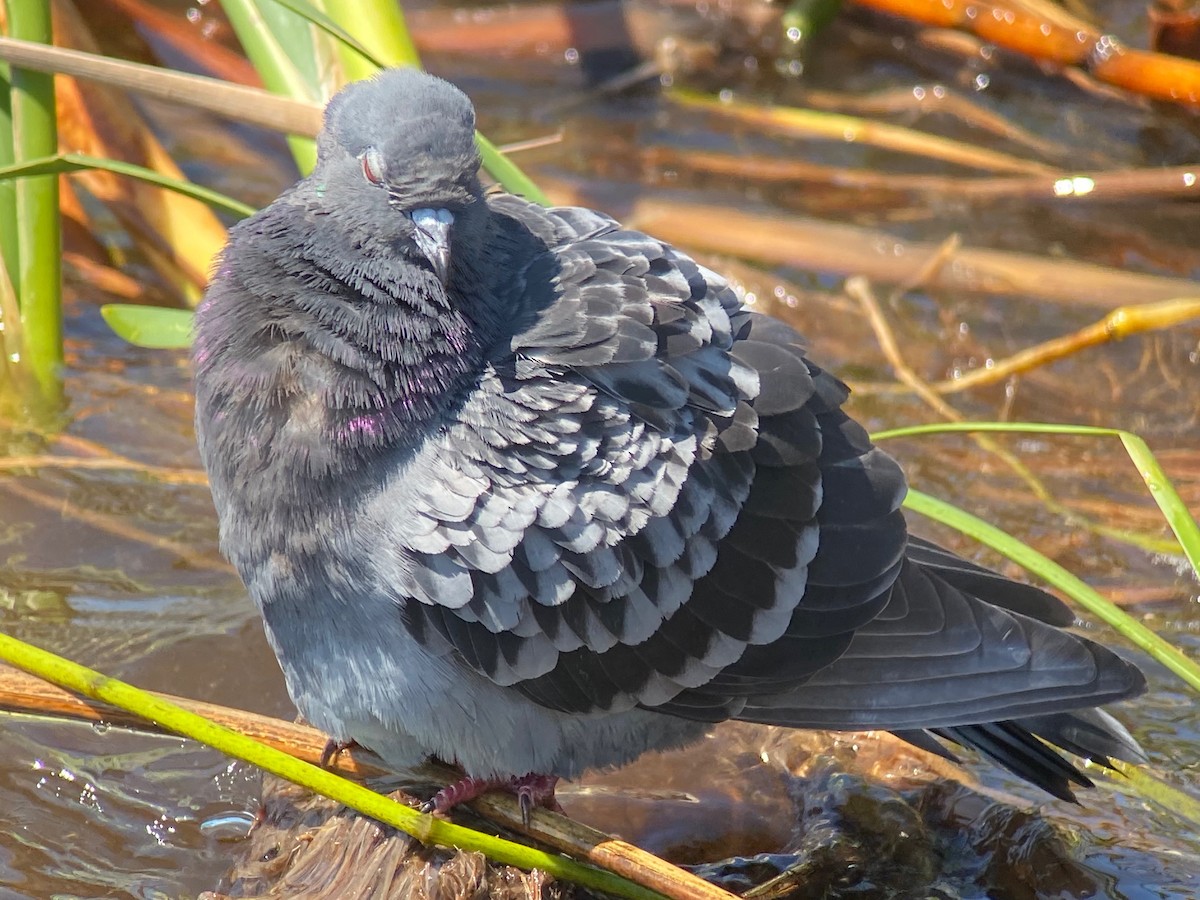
top-left (313, 68), bottom-right (485, 284)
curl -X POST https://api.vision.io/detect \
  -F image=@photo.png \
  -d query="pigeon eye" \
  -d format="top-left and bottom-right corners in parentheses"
top-left (360, 148), bottom-right (385, 185)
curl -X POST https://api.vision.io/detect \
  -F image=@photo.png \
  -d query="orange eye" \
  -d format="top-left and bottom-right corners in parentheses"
top-left (360, 148), bottom-right (384, 185)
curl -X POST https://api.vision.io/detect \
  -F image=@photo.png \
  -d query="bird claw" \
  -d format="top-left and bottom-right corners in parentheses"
top-left (422, 772), bottom-right (561, 826)
top-left (319, 738), bottom-right (359, 769)
top-left (512, 773), bottom-right (561, 827)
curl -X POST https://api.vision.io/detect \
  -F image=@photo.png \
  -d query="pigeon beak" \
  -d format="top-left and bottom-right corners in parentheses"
top-left (409, 207), bottom-right (454, 285)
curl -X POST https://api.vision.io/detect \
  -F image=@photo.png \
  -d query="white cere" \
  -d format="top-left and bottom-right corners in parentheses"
top-left (411, 207), bottom-right (454, 227)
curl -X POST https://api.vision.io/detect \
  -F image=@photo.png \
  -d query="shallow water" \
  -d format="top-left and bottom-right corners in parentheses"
top-left (1, 1), bottom-right (1198, 897)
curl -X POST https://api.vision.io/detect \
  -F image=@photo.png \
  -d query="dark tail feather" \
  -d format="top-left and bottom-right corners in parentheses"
top-left (932, 722), bottom-right (1092, 801)
top-left (1014, 708), bottom-right (1146, 765)
top-left (894, 708), bottom-right (1145, 802)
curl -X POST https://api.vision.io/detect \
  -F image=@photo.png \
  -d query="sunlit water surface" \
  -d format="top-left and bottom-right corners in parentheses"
top-left (1, 0), bottom-right (1198, 896)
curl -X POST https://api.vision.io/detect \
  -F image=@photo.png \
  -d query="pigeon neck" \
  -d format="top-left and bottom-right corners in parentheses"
top-left (324, 297), bottom-right (484, 452)
top-left (197, 203), bottom-right (496, 472)
top-left (291, 272), bottom-right (487, 456)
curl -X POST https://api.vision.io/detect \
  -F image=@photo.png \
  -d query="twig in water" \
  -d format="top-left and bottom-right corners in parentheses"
top-left (0, 478), bottom-right (230, 572)
top-left (854, 297), bottom-right (1200, 397)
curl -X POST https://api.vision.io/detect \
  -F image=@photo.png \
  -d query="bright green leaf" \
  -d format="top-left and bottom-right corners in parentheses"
top-left (101, 305), bottom-right (195, 349)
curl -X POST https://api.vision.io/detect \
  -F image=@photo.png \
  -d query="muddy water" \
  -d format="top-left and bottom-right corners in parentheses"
top-left (2, 1), bottom-right (1199, 897)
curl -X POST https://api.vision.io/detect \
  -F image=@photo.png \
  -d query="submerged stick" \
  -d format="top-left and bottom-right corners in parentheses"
top-left (542, 177), bottom-right (1200, 311)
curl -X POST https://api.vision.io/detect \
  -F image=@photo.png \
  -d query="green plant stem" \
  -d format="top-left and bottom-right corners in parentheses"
top-left (0, 631), bottom-right (667, 900)
top-left (0, 56), bottom-right (18, 298)
top-left (327, 0), bottom-right (419, 77)
top-left (219, 0), bottom-right (318, 172)
top-left (7, 0), bottom-right (61, 396)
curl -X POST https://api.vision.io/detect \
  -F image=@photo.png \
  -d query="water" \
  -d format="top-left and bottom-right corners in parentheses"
top-left (1, 1), bottom-right (1198, 896)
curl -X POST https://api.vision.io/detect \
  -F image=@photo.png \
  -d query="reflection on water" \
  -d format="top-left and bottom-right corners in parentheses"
top-left (0, 719), bottom-right (260, 899)
top-left (2, 0), bottom-right (1198, 896)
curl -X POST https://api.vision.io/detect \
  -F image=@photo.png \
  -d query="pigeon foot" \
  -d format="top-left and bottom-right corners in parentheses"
top-left (423, 772), bottom-right (562, 826)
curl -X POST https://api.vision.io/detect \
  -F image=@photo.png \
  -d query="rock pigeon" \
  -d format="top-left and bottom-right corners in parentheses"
top-left (193, 68), bottom-right (1146, 817)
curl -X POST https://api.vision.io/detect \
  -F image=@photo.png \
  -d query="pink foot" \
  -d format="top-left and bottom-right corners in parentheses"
top-left (422, 772), bottom-right (562, 826)
top-left (512, 773), bottom-right (563, 825)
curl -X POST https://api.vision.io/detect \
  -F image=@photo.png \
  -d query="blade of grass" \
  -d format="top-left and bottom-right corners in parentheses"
top-left (328, 0), bottom-right (422, 70)
top-left (269, 0), bottom-right (389, 75)
top-left (0, 631), bottom-right (673, 900)
top-left (8, 0), bottom-right (60, 396)
top-left (478, 131), bottom-right (551, 206)
top-left (240, 0), bottom-right (334, 97)
top-left (1118, 430), bottom-right (1200, 573)
top-left (218, 0), bottom-right (320, 104)
top-left (0, 152), bottom-right (257, 217)
top-left (872, 421), bottom-right (1200, 578)
top-left (1105, 758), bottom-right (1200, 827)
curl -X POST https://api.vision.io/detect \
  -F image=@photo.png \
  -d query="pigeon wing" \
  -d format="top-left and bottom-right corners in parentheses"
top-left (384, 195), bottom-right (905, 714)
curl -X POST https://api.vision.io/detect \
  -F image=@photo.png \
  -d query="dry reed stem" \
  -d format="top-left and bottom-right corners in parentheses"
top-left (855, 297), bottom-right (1200, 397)
top-left (497, 132), bottom-right (566, 156)
top-left (851, 0), bottom-right (1200, 106)
top-left (669, 89), bottom-right (1058, 176)
top-left (847, 266), bottom-right (1054, 505)
top-left (846, 274), bottom-right (1187, 556)
top-left (645, 144), bottom-right (1200, 203)
top-left (539, 178), bottom-right (1200, 311)
top-left (0, 37), bottom-right (323, 136)
top-left (0, 665), bottom-right (735, 900)
top-left (797, 86), bottom-right (1084, 164)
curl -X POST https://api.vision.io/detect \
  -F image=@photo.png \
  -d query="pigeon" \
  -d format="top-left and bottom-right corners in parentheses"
top-left (193, 68), bottom-right (1146, 818)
